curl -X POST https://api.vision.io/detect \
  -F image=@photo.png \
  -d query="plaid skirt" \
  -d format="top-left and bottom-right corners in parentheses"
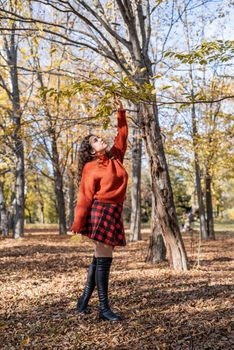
top-left (80, 200), bottom-right (126, 247)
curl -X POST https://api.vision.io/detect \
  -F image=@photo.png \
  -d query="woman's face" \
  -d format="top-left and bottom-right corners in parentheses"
top-left (89, 135), bottom-right (108, 155)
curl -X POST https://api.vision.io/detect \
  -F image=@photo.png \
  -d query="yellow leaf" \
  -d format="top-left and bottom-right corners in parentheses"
top-left (20, 337), bottom-right (30, 346)
top-left (0, 321), bottom-right (7, 329)
top-left (106, 2), bottom-right (112, 9)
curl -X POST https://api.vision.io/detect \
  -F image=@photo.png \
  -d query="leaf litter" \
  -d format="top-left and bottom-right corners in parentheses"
top-left (0, 230), bottom-right (233, 350)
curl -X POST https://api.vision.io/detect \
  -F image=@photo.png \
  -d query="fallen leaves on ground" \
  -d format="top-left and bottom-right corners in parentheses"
top-left (0, 229), bottom-right (233, 350)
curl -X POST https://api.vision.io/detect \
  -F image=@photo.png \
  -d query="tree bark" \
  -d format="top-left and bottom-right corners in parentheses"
top-left (141, 101), bottom-right (188, 271)
top-left (146, 194), bottom-right (166, 263)
top-left (184, 5), bottom-right (208, 241)
top-left (205, 173), bottom-right (215, 239)
top-left (68, 174), bottom-right (75, 229)
top-left (67, 142), bottom-right (78, 230)
top-left (51, 133), bottom-right (67, 235)
top-left (0, 180), bottom-right (9, 236)
top-left (192, 104), bottom-right (208, 240)
top-left (129, 122), bottom-right (142, 241)
top-left (36, 70), bottom-right (67, 235)
top-left (35, 174), bottom-right (45, 224)
top-left (5, 30), bottom-right (25, 238)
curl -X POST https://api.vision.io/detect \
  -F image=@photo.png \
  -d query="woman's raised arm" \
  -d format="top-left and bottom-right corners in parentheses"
top-left (111, 96), bottom-right (128, 163)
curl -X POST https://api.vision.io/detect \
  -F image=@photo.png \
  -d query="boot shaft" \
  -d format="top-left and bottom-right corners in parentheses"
top-left (96, 257), bottom-right (113, 313)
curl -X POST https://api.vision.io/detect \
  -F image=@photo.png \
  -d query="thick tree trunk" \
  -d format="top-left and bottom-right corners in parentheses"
top-left (142, 102), bottom-right (188, 271)
top-left (146, 232), bottom-right (166, 263)
top-left (205, 173), bottom-right (215, 239)
top-left (51, 135), bottom-right (67, 235)
top-left (129, 124), bottom-right (142, 241)
top-left (0, 180), bottom-right (9, 236)
top-left (146, 194), bottom-right (166, 263)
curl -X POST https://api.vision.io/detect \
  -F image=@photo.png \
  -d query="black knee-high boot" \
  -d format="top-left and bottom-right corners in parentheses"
top-left (77, 256), bottom-right (97, 314)
top-left (96, 257), bottom-right (122, 321)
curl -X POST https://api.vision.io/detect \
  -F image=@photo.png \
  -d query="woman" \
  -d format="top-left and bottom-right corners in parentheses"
top-left (70, 96), bottom-right (128, 322)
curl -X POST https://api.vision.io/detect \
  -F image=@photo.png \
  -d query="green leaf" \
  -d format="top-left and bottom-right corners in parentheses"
top-left (102, 117), bottom-right (110, 130)
top-left (161, 85), bottom-right (172, 90)
top-left (152, 75), bottom-right (162, 79)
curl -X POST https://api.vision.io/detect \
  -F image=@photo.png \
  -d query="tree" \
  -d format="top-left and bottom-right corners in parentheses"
top-left (13, 0), bottom-right (187, 270)
top-left (129, 109), bottom-right (142, 242)
top-left (0, 171), bottom-right (9, 236)
top-left (0, 3), bottom-right (25, 238)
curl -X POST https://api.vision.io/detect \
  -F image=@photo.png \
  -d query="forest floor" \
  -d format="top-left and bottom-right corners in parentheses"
top-left (0, 227), bottom-right (233, 350)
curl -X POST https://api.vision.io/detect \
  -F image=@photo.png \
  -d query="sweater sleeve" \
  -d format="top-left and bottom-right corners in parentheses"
top-left (70, 164), bottom-right (96, 233)
top-left (111, 109), bottom-right (128, 163)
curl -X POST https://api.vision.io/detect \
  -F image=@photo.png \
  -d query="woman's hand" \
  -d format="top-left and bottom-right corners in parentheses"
top-left (67, 230), bottom-right (75, 236)
top-left (114, 94), bottom-right (124, 111)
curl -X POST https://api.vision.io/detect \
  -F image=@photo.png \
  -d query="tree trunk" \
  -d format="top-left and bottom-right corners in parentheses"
top-left (13, 143), bottom-right (25, 238)
top-left (191, 188), bottom-right (197, 216)
top-left (39, 204), bottom-right (45, 224)
top-left (36, 70), bottom-right (67, 235)
top-left (35, 174), bottom-right (45, 224)
top-left (191, 103), bottom-right (208, 240)
top-left (194, 158), bottom-right (207, 239)
top-left (25, 206), bottom-right (33, 224)
top-left (0, 180), bottom-right (9, 236)
top-left (146, 194), bottom-right (166, 263)
top-left (184, 6), bottom-right (208, 240)
top-left (51, 134), bottom-right (67, 235)
top-left (8, 182), bottom-right (16, 231)
top-left (205, 173), bottom-right (215, 239)
top-left (68, 175), bottom-right (75, 229)
top-left (142, 102), bottom-right (188, 271)
top-left (6, 31), bottom-right (25, 238)
top-left (68, 142), bottom-right (77, 230)
top-left (129, 123), bottom-right (142, 241)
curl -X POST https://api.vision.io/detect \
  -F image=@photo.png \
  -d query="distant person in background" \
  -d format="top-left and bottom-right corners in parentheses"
top-left (71, 95), bottom-right (128, 322)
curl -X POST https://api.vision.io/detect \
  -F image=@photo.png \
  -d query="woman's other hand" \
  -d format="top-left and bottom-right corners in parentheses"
top-left (114, 94), bottom-right (124, 111)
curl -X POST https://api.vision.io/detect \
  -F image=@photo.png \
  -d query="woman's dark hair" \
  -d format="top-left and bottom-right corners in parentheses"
top-left (76, 134), bottom-right (114, 188)
top-left (76, 134), bottom-right (95, 188)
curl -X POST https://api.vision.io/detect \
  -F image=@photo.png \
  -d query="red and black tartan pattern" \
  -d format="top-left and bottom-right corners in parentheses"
top-left (80, 200), bottom-right (126, 247)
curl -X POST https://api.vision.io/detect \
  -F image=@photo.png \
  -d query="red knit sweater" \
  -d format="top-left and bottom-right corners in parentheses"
top-left (71, 110), bottom-right (128, 233)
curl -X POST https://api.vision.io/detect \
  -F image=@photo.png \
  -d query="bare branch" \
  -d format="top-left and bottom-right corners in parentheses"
top-left (76, 0), bottom-right (131, 49)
